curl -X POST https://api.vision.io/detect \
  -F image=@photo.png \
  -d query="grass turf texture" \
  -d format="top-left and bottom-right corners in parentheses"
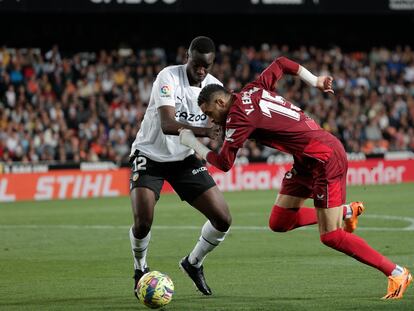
top-left (1, 183), bottom-right (413, 310)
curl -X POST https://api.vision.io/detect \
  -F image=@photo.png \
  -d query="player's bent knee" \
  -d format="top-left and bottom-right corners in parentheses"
top-left (223, 214), bottom-right (232, 230)
top-left (133, 220), bottom-right (152, 238)
top-left (210, 202), bottom-right (232, 232)
top-left (268, 206), bottom-right (291, 232)
top-left (320, 229), bottom-right (345, 249)
top-left (268, 218), bottom-right (289, 232)
top-left (211, 215), bottom-right (231, 232)
top-left (269, 224), bottom-right (289, 233)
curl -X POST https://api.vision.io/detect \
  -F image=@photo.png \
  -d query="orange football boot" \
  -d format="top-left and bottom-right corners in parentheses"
top-left (382, 267), bottom-right (413, 299)
top-left (343, 201), bottom-right (365, 233)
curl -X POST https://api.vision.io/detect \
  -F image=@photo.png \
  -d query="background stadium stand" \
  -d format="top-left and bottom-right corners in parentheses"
top-left (1, 2), bottom-right (414, 164)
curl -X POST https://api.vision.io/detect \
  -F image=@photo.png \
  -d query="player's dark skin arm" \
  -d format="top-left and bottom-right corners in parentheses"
top-left (159, 106), bottom-right (220, 139)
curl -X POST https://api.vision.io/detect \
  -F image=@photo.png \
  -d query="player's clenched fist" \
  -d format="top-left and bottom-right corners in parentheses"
top-left (317, 76), bottom-right (334, 94)
top-left (207, 124), bottom-right (222, 140)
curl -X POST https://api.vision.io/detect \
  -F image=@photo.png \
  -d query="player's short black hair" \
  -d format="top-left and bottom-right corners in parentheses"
top-left (189, 36), bottom-right (215, 54)
top-left (198, 84), bottom-right (228, 106)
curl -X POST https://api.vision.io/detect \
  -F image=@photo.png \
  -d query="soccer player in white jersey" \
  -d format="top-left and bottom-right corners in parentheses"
top-left (128, 36), bottom-right (231, 297)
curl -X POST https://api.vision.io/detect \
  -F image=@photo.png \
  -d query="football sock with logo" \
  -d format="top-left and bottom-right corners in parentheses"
top-left (320, 228), bottom-right (396, 276)
top-left (129, 226), bottom-right (151, 271)
top-left (343, 204), bottom-right (352, 219)
top-left (391, 265), bottom-right (405, 277)
top-left (269, 205), bottom-right (317, 232)
top-left (188, 221), bottom-right (228, 268)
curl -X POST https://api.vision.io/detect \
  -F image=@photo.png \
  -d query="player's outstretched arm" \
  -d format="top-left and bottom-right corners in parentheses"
top-left (159, 106), bottom-right (220, 139)
top-left (258, 57), bottom-right (333, 93)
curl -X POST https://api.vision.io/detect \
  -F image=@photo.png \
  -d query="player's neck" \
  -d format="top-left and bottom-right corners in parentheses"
top-left (228, 94), bottom-right (236, 108)
top-left (187, 76), bottom-right (201, 87)
top-left (186, 68), bottom-right (202, 87)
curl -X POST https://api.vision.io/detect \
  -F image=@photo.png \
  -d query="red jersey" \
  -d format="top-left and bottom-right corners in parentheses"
top-left (207, 57), bottom-right (341, 172)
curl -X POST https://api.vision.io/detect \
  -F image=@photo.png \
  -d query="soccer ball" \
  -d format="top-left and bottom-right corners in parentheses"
top-left (137, 271), bottom-right (174, 309)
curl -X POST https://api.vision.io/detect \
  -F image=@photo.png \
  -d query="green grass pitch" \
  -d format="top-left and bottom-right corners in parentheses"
top-left (1, 183), bottom-right (413, 310)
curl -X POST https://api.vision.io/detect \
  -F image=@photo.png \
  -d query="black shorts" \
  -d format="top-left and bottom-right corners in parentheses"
top-left (129, 151), bottom-right (216, 203)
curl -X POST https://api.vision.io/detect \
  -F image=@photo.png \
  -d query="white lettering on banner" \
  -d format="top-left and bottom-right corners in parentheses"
top-left (90, 0), bottom-right (177, 4)
top-left (35, 176), bottom-right (55, 200)
top-left (4, 164), bottom-right (48, 174)
top-left (212, 166), bottom-right (286, 191)
top-left (347, 162), bottom-right (406, 185)
top-left (102, 175), bottom-right (120, 196)
top-left (57, 176), bottom-right (75, 198)
top-left (33, 174), bottom-right (120, 200)
top-left (251, 0), bottom-right (304, 4)
top-left (72, 176), bottom-right (83, 198)
top-left (0, 179), bottom-right (16, 202)
top-left (210, 161), bottom-right (410, 192)
top-left (389, 0), bottom-right (414, 10)
top-left (81, 162), bottom-right (117, 171)
top-left (81, 175), bottom-right (103, 197)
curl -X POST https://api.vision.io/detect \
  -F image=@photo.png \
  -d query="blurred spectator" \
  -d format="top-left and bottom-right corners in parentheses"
top-left (0, 44), bottom-right (414, 164)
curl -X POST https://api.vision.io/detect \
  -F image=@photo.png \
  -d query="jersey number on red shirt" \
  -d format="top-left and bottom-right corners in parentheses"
top-left (258, 90), bottom-right (301, 121)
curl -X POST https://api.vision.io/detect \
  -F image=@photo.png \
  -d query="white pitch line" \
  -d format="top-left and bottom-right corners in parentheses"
top-left (0, 214), bottom-right (413, 231)
top-left (364, 214), bottom-right (414, 230)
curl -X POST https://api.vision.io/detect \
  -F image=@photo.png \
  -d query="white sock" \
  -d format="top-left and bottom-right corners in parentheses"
top-left (391, 265), bottom-right (405, 277)
top-left (129, 226), bottom-right (151, 271)
top-left (344, 204), bottom-right (352, 219)
top-left (188, 221), bottom-right (229, 268)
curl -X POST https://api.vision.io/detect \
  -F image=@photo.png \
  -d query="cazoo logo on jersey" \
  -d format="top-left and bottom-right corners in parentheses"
top-left (175, 110), bottom-right (207, 122)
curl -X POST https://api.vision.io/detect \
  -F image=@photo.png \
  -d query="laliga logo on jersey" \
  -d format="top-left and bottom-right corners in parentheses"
top-left (160, 85), bottom-right (171, 97)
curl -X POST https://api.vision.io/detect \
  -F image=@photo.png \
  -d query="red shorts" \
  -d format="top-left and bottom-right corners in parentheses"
top-left (279, 142), bottom-right (348, 208)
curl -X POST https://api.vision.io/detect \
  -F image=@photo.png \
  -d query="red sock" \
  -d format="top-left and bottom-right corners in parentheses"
top-left (320, 228), bottom-right (396, 276)
top-left (269, 205), bottom-right (317, 232)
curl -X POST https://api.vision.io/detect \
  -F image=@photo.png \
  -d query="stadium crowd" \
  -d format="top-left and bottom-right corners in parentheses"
top-left (0, 44), bottom-right (414, 164)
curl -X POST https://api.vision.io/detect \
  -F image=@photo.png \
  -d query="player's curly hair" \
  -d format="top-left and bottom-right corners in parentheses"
top-left (189, 36), bottom-right (215, 54)
top-left (198, 83), bottom-right (228, 106)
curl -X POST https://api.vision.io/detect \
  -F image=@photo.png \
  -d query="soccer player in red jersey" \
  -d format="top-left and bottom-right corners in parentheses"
top-left (179, 56), bottom-right (412, 299)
